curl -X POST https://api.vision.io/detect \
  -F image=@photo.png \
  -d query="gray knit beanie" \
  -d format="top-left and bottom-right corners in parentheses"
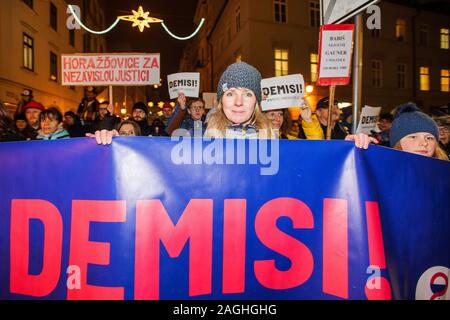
top-left (217, 62), bottom-right (262, 104)
top-left (390, 102), bottom-right (439, 147)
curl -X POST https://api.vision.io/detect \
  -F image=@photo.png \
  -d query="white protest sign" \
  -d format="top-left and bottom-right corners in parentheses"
top-left (317, 24), bottom-right (354, 86)
top-left (261, 74), bottom-right (304, 111)
top-left (61, 53), bottom-right (160, 86)
top-left (202, 92), bottom-right (217, 110)
top-left (356, 105), bottom-right (381, 134)
top-left (167, 72), bottom-right (200, 99)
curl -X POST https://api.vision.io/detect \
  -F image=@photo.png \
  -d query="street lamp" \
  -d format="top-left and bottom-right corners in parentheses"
top-left (306, 85), bottom-right (314, 94)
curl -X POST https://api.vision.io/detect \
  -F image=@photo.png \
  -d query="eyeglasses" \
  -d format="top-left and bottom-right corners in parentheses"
top-left (189, 105), bottom-right (204, 111)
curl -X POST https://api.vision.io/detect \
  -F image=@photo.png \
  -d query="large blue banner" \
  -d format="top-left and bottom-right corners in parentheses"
top-left (0, 138), bottom-right (448, 300)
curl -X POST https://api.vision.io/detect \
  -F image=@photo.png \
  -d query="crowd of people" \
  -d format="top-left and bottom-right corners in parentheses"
top-left (1, 61), bottom-right (449, 161)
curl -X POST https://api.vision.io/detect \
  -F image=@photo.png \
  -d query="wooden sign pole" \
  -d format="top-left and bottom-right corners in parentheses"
top-left (326, 85), bottom-right (336, 140)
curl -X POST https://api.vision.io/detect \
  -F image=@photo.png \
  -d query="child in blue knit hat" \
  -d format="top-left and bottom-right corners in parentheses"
top-left (391, 103), bottom-right (448, 160)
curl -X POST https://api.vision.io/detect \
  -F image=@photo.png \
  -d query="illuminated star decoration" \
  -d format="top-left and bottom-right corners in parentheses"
top-left (118, 6), bottom-right (163, 32)
top-left (68, 4), bottom-right (205, 40)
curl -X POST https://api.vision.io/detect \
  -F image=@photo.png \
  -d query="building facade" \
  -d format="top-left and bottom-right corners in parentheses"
top-left (180, 0), bottom-right (450, 114)
top-left (0, 0), bottom-right (107, 115)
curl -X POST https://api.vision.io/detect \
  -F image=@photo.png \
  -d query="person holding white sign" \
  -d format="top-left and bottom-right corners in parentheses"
top-left (312, 97), bottom-right (377, 148)
top-left (264, 99), bottom-right (323, 140)
top-left (314, 97), bottom-right (349, 140)
top-left (165, 93), bottom-right (206, 136)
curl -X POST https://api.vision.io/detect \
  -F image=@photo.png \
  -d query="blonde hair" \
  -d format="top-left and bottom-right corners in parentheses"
top-left (205, 100), bottom-right (275, 139)
top-left (393, 142), bottom-right (449, 161)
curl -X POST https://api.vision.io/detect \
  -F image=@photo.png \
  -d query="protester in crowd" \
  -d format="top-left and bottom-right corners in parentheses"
top-left (13, 112), bottom-right (33, 140)
top-left (340, 106), bottom-right (353, 132)
top-left (390, 103), bottom-right (448, 160)
top-left (77, 86), bottom-right (100, 132)
top-left (290, 120), bottom-right (301, 137)
top-left (149, 117), bottom-right (166, 136)
top-left (64, 111), bottom-right (86, 138)
top-left (0, 102), bottom-right (25, 142)
top-left (15, 89), bottom-right (34, 115)
top-left (93, 101), bottom-right (121, 132)
top-left (434, 115), bottom-right (450, 157)
top-left (37, 107), bottom-right (70, 140)
top-left (23, 101), bottom-right (45, 140)
top-left (117, 120), bottom-right (142, 136)
top-left (307, 96), bottom-right (375, 147)
top-left (131, 102), bottom-right (151, 136)
top-left (314, 97), bottom-right (350, 139)
top-left (298, 99), bottom-right (327, 139)
top-left (90, 61), bottom-right (376, 148)
top-left (371, 112), bottom-right (393, 147)
top-left (264, 109), bottom-right (295, 139)
top-left (204, 62), bottom-right (274, 139)
top-left (14, 112), bottom-right (28, 133)
top-left (160, 102), bottom-right (174, 127)
top-left (263, 96), bottom-right (322, 139)
top-left (165, 93), bottom-right (207, 136)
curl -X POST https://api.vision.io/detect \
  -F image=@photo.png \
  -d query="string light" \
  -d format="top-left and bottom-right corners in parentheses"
top-left (68, 5), bottom-right (120, 35)
top-left (68, 5), bottom-right (205, 40)
top-left (161, 19), bottom-right (205, 40)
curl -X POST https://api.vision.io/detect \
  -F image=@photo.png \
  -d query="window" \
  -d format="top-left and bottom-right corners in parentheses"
top-left (396, 19), bottom-right (406, 42)
top-left (419, 24), bottom-right (428, 46)
top-left (274, 49), bottom-right (288, 76)
top-left (441, 69), bottom-right (449, 92)
top-left (371, 60), bottom-right (383, 88)
top-left (50, 52), bottom-right (58, 81)
top-left (69, 29), bottom-right (75, 47)
top-left (397, 64), bottom-right (406, 89)
top-left (441, 28), bottom-right (449, 49)
top-left (50, 2), bottom-right (57, 31)
top-left (23, 33), bottom-right (34, 71)
top-left (235, 6), bottom-right (241, 33)
top-left (22, 0), bottom-right (33, 9)
top-left (310, 53), bottom-right (318, 82)
top-left (309, 1), bottom-right (320, 27)
top-left (274, 0), bottom-right (287, 23)
top-left (419, 67), bottom-right (430, 91)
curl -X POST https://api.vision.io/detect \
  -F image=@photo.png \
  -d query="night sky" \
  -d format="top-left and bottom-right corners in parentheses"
top-left (104, 0), bottom-right (199, 100)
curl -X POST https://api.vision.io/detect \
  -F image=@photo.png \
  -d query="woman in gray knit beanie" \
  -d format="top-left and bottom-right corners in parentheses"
top-left (391, 102), bottom-right (448, 160)
top-left (205, 62), bottom-right (274, 139)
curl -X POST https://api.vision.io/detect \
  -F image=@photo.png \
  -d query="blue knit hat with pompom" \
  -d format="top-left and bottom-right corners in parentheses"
top-left (390, 102), bottom-right (439, 147)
